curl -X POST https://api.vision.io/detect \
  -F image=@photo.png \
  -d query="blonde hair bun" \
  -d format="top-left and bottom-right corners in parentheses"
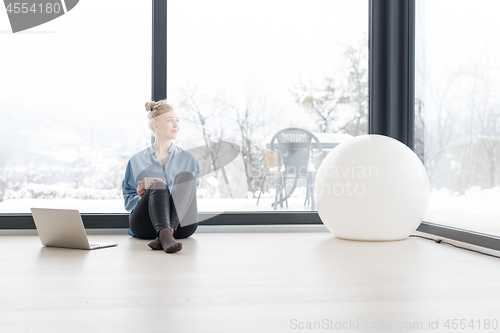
top-left (144, 101), bottom-right (157, 112)
top-left (144, 99), bottom-right (174, 136)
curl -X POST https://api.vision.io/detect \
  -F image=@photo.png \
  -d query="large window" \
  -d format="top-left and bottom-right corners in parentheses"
top-left (167, 0), bottom-right (369, 212)
top-left (0, 1), bottom-right (368, 216)
top-left (0, 0), bottom-right (368, 213)
top-left (0, 0), bottom-right (368, 219)
top-left (417, 0), bottom-right (500, 236)
top-left (0, 1), bottom-right (151, 213)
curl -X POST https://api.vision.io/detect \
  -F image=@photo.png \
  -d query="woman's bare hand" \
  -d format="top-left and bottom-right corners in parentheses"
top-left (137, 180), bottom-right (146, 199)
top-left (137, 178), bottom-right (169, 200)
top-left (152, 177), bottom-right (168, 186)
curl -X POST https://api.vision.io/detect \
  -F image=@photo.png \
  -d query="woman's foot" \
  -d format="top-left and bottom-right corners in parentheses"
top-left (148, 227), bottom-right (175, 250)
top-left (159, 227), bottom-right (182, 253)
top-left (148, 237), bottom-right (162, 250)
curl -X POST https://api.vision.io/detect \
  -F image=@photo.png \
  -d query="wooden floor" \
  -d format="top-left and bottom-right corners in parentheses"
top-left (2, 229), bottom-right (500, 333)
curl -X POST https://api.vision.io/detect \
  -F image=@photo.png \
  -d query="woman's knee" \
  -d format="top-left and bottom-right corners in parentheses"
top-left (151, 180), bottom-right (168, 191)
top-left (174, 171), bottom-right (194, 184)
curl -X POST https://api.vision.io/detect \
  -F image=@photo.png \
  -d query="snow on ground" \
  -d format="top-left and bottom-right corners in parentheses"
top-left (0, 184), bottom-right (316, 213)
top-left (424, 187), bottom-right (500, 235)
top-left (1, 186), bottom-right (499, 237)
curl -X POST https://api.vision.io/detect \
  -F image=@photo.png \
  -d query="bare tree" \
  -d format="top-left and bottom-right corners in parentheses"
top-left (178, 84), bottom-right (225, 152)
top-left (217, 85), bottom-right (281, 194)
top-left (424, 57), bottom-right (500, 194)
top-left (292, 39), bottom-right (368, 135)
top-left (176, 84), bottom-right (228, 192)
top-left (343, 41), bottom-right (368, 136)
top-left (293, 77), bottom-right (349, 133)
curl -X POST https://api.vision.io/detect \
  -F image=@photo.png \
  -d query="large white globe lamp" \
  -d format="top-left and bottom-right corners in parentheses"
top-left (314, 134), bottom-right (430, 241)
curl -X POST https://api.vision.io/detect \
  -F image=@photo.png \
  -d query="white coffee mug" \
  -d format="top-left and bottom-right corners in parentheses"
top-left (144, 177), bottom-right (155, 189)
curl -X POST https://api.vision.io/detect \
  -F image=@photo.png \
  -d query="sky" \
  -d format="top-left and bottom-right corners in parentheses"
top-left (0, 0), bottom-right (368, 158)
top-left (166, 0), bottom-right (368, 105)
top-left (2, 0), bottom-right (500, 156)
top-left (416, 0), bottom-right (500, 157)
top-left (0, 1), bottom-right (152, 166)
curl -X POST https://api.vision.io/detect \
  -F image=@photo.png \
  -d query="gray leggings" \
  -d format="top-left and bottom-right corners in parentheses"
top-left (129, 171), bottom-right (198, 239)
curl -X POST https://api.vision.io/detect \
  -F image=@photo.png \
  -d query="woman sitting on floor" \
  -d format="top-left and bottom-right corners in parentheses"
top-left (122, 100), bottom-right (200, 253)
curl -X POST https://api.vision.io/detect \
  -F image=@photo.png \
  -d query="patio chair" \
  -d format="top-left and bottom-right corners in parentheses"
top-left (256, 147), bottom-right (285, 206)
top-left (270, 128), bottom-right (322, 210)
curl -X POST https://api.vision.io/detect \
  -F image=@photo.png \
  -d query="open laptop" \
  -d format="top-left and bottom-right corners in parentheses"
top-left (30, 208), bottom-right (118, 250)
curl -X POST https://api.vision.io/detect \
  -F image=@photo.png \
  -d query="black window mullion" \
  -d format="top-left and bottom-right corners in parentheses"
top-left (152, 0), bottom-right (167, 102)
top-left (369, 0), bottom-right (415, 150)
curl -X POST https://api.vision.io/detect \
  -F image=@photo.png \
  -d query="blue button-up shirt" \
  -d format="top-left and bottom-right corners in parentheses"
top-left (122, 142), bottom-right (200, 214)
